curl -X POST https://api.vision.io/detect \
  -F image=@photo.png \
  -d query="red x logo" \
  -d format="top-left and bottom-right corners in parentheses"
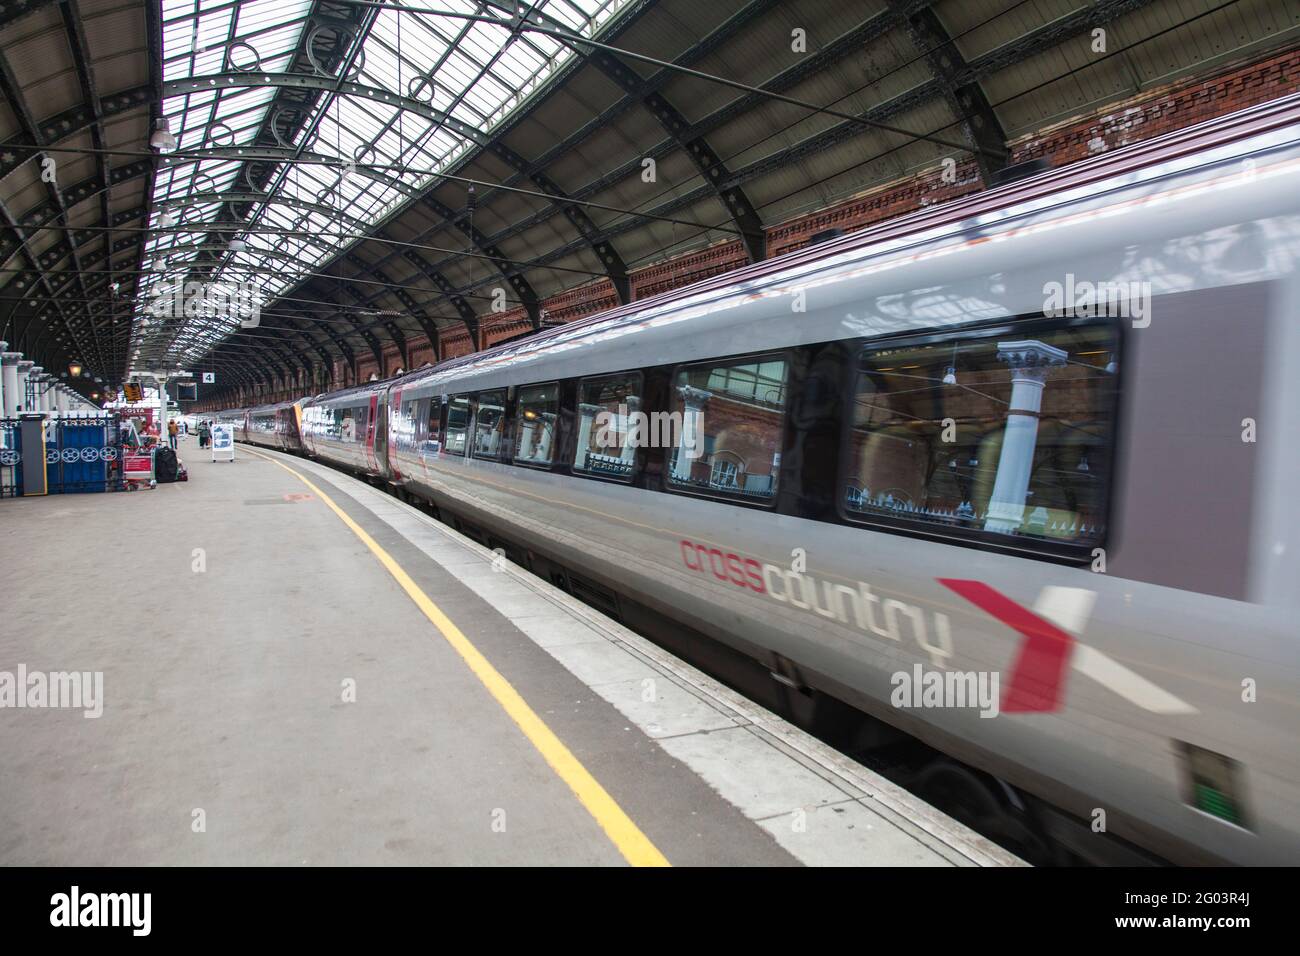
top-left (937, 579), bottom-right (1077, 713)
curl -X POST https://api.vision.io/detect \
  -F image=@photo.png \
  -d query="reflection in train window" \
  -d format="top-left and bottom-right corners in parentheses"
top-left (514, 383), bottom-right (558, 467)
top-left (667, 357), bottom-right (788, 500)
top-left (843, 322), bottom-right (1119, 548)
top-left (334, 407), bottom-right (351, 442)
top-left (338, 404), bottom-right (367, 444)
top-left (573, 373), bottom-right (642, 481)
top-left (473, 389), bottom-right (507, 460)
top-left (443, 395), bottom-right (470, 456)
top-left (425, 399), bottom-right (443, 456)
top-left (393, 399), bottom-right (418, 454)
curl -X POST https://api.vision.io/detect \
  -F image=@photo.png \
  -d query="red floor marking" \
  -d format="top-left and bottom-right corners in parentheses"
top-left (283, 493), bottom-right (313, 502)
top-left (937, 578), bottom-right (1076, 713)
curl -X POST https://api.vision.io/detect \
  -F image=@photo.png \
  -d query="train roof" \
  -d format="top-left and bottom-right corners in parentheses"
top-left (383, 93), bottom-right (1299, 394)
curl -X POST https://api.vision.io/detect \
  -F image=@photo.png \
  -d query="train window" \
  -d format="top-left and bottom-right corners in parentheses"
top-left (414, 398), bottom-right (438, 457)
top-left (443, 396), bottom-right (470, 456)
top-left (842, 320), bottom-right (1120, 553)
top-left (426, 399), bottom-right (443, 455)
top-left (572, 373), bottom-right (643, 481)
top-left (514, 383), bottom-right (559, 467)
top-left (666, 356), bottom-right (788, 501)
top-left (472, 389), bottom-right (507, 460)
top-left (335, 407), bottom-right (353, 442)
top-left (393, 398), bottom-right (419, 454)
top-left (353, 404), bottom-right (368, 444)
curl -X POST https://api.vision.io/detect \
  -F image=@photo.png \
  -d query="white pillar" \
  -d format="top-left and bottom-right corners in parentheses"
top-left (157, 374), bottom-right (168, 442)
top-left (983, 340), bottom-right (1067, 534)
top-left (35, 370), bottom-right (51, 412)
top-left (574, 402), bottom-right (601, 469)
top-left (620, 395), bottom-right (641, 463)
top-left (673, 386), bottom-right (711, 481)
top-left (517, 417), bottom-right (537, 461)
top-left (535, 413), bottom-right (555, 463)
top-left (16, 361), bottom-right (32, 413)
top-left (1, 350), bottom-right (19, 417)
top-left (480, 404), bottom-right (501, 456)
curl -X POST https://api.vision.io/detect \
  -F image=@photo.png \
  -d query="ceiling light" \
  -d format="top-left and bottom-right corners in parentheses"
top-left (150, 117), bottom-right (178, 153)
top-left (941, 342), bottom-right (961, 386)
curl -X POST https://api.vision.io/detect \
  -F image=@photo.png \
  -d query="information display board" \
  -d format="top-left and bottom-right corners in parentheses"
top-left (211, 423), bottom-right (235, 462)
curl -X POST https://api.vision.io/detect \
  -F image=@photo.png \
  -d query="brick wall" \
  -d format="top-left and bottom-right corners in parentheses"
top-left (1008, 47), bottom-right (1298, 166)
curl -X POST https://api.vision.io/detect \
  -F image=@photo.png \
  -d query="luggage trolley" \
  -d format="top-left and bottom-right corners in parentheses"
top-left (121, 445), bottom-right (156, 490)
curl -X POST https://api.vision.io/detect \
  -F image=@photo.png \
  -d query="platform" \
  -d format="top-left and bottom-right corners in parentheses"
top-left (0, 433), bottom-right (1021, 866)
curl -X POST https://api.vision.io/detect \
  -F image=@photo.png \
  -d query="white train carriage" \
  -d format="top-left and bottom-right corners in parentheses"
top-left (355, 96), bottom-right (1300, 865)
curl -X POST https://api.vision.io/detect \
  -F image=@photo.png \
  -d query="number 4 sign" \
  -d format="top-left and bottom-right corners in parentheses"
top-left (202, 371), bottom-right (215, 383)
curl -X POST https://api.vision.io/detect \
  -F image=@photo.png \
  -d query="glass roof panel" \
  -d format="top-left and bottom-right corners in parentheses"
top-left (135, 0), bottom-right (634, 373)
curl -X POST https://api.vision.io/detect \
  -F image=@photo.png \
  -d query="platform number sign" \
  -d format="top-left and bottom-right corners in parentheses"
top-left (202, 371), bottom-right (215, 384)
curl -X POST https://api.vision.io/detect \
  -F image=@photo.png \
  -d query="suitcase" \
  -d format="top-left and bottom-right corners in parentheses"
top-left (154, 447), bottom-right (179, 483)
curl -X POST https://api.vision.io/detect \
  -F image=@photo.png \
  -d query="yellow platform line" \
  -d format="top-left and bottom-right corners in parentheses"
top-left (246, 448), bottom-right (669, 867)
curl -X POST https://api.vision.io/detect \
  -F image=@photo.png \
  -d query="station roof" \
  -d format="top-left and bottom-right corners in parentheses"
top-left (0, 0), bottom-right (1293, 396)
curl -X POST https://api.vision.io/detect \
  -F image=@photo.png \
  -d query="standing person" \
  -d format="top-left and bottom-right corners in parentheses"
top-left (198, 419), bottom-right (210, 449)
top-left (167, 417), bottom-right (179, 451)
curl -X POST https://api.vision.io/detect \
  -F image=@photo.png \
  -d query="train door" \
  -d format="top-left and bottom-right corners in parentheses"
top-left (364, 393), bottom-right (380, 474)
top-left (377, 387), bottom-right (390, 478)
top-left (388, 388), bottom-right (403, 480)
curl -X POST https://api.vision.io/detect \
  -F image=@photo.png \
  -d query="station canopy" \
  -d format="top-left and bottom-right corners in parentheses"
top-left (0, 0), bottom-right (1291, 396)
top-left (138, 0), bottom-right (631, 371)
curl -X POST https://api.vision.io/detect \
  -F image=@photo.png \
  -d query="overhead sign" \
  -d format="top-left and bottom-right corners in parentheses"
top-left (211, 423), bottom-right (235, 461)
top-left (123, 382), bottom-right (143, 402)
top-left (201, 372), bottom-right (215, 384)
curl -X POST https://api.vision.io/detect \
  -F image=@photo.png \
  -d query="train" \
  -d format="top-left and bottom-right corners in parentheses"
top-left (213, 95), bottom-right (1300, 865)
